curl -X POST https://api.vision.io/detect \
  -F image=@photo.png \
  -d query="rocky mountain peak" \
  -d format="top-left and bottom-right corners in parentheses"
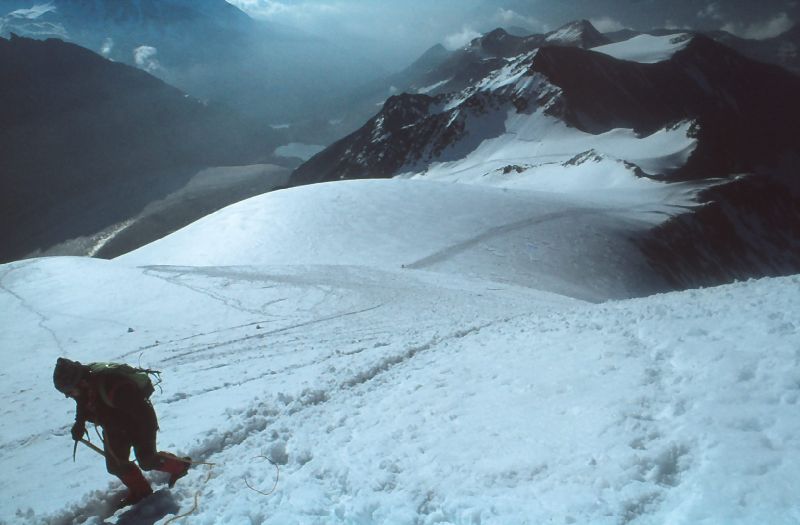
top-left (545, 19), bottom-right (610, 48)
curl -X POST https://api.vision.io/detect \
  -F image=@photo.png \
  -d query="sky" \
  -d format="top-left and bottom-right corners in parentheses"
top-left (227, 0), bottom-right (799, 64)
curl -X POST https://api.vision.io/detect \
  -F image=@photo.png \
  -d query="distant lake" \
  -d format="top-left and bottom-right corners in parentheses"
top-left (274, 142), bottom-right (325, 161)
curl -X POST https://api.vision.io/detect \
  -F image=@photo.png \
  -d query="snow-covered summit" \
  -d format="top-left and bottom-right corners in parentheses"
top-left (592, 33), bottom-right (694, 63)
top-left (544, 19), bottom-right (610, 48)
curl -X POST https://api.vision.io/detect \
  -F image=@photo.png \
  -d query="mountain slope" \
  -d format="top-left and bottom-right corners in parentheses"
top-left (0, 35), bottom-right (275, 263)
top-left (2, 255), bottom-right (799, 523)
top-left (327, 20), bottom-right (611, 137)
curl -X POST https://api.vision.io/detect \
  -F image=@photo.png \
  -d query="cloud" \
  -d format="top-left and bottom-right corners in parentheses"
top-left (663, 20), bottom-right (692, 30)
top-left (8, 3), bottom-right (57, 19)
top-left (589, 16), bottom-right (626, 33)
top-left (695, 1), bottom-right (794, 40)
top-left (697, 2), bottom-right (724, 21)
top-left (133, 46), bottom-right (162, 73)
top-left (722, 12), bottom-right (795, 39)
top-left (100, 37), bottom-right (114, 57)
top-left (443, 26), bottom-right (482, 50)
top-left (226, 0), bottom-right (339, 20)
top-left (494, 8), bottom-right (548, 32)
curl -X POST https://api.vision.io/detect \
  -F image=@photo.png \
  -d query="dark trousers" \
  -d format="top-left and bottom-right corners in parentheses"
top-left (103, 403), bottom-right (162, 476)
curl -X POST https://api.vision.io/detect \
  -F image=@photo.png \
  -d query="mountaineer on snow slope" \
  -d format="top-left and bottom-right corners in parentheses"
top-left (53, 357), bottom-right (192, 508)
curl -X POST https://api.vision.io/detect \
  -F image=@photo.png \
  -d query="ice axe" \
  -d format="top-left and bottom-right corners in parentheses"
top-left (77, 437), bottom-right (105, 457)
top-left (73, 437), bottom-right (105, 461)
top-left (74, 437), bottom-right (124, 467)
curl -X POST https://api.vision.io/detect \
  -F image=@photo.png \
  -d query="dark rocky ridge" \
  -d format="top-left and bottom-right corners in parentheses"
top-left (327, 20), bottom-right (611, 138)
top-left (293, 36), bottom-right (800, 186)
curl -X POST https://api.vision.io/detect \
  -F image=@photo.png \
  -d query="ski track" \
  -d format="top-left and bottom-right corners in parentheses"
top-left (0, 263), bottom-right (66, 353)
top-left (43, 266), bottom-right (544, 524)
top-left (405, 207), bottom-right (597, 269)
top-left (18, 263), bottom-right (799, 524)
top-left (185, 321), bottom-right (497, 461)
top-left (140, 267), bottom-right (278, 317)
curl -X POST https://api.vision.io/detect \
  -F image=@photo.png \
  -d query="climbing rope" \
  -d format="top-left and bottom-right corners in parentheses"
top-left (244, 455), bottom-right (280, 496)
top-left (75, 440), bottom-right (280, 523)
top-left (163, 466), bottom-right (213, 525)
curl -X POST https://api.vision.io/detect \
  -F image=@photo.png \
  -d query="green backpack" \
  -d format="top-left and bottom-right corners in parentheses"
top-left (88, 362), bottom-right (161, 405)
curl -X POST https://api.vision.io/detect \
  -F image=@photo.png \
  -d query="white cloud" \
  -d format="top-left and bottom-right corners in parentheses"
top-left (494, 8), bottom-right (548, 32)
top-left (133, 46), bottom-right (162, 73)
top-left (226, 0), bottom-right (339, 20)
top-left (8, 3), bottom-right (57, 19)
top-left (100, 37), bottom-right (113, 57)
top-left (722, 12), bottom-right (795, 40)
top-left (589, 16), bottom-right (626, 33)
top-left (663, 19), bottom-right (692, 30)
top-left (698, 2), bottom-right (724, 21)
top-left (443, 26), bottom-right (481, 50)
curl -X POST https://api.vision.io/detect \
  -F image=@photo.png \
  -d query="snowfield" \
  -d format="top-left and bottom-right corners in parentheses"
top-left (402, 111), bottom-right (701, 191)
top-left (1, 175), bottom-right (800, 524)
top-left (118, 179), bottom-right (683, 301)
top-left (591, 34), bottom-right (693, 64)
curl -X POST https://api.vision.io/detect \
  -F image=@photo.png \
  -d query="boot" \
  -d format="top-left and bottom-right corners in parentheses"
top-left (118, 467), bottom-right (153, 508)
top-left (157, 452), bottom-right (192, 488)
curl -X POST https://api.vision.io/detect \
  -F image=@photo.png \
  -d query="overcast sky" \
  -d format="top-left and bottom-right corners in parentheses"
top-left (227, 0), bottom-right (798, 66)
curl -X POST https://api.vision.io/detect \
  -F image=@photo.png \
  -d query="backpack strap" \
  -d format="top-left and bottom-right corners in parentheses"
top-left (95, 375), bottom-right (115, 408)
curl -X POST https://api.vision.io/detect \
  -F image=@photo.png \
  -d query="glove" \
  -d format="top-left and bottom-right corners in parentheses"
top-left (71, 421), bottom-right (86, 441)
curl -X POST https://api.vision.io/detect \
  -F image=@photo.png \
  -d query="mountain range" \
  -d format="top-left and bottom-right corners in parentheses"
top-left (326, 19), bottom-right (799, 138)
top-left (2, 14), bottom-right (798, 293)
top-left (0, 34), bottom-right (282, 263)
top-left (329, 20), bottom-right (613, 137)
top-left (0, 0), bottom-right (387, 125)
top-left (293, 24), bottom-right (800, 291)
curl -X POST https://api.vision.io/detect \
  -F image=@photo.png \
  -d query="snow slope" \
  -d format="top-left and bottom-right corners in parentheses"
top-left (2, 253), bottom-right (799, 524)
top-left (119, 179), bottom-right (678, 301)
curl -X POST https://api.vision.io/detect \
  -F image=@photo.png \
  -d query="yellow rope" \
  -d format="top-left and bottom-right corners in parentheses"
top-left (163, 466), bottom-right (213, 525)
top-left (163, 456), bottom-right (279, 523)
top-left (244, 455), bottom-right (280, 496)
top-left (77, 440), bottom-right (279, 521)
